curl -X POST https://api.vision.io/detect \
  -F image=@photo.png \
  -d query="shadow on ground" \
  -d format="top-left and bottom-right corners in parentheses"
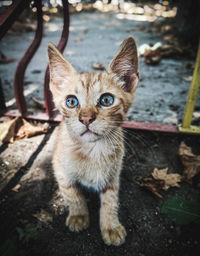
top-left (0, 129), bottom-right (200, 256)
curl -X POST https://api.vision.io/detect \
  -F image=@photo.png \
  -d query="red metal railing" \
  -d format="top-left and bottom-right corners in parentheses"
top-left (1, 1), bottom-right (198, 135)
top-left (44, 0), bottom-right (70, 119)
top-left (0, 0), bottom-right (70, 120)
top-left (14, 0), bottom-right (43, 116)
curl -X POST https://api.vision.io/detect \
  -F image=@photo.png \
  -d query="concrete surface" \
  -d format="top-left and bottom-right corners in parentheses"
top-left (0, 11), bottom-right (198, 125)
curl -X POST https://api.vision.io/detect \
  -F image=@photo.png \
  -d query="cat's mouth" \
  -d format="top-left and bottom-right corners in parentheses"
top-left (80, 129), bottom-right (99, 137)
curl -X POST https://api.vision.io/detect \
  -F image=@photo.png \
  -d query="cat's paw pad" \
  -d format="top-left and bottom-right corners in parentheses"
top-left (101, 224), bottom-right (127, 246)
top-left (66, 215), bottom-right (89, 232)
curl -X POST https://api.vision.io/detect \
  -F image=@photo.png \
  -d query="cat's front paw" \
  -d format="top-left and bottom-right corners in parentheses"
top-left (66, 215), bottom-right (89, 232)
top-left (101, 224), bottom-right (127, 246)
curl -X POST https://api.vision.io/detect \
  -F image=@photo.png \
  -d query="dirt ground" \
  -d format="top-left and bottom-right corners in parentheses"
top-left (0, 2), bottom-right (200, 256)
top-left (0, 126), bottom-right (200, 256)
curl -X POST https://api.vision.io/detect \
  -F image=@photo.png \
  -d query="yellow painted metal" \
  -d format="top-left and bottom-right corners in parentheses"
top-left (179, 42), bottom-right (200, 134)
top-left (179, 125), bottom-right (200, 134)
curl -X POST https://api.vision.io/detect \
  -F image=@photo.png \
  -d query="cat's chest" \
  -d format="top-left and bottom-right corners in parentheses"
top-left (75, 152), bottom-right (113, 190)
top-left (70, 145), bottom-right (121, 190)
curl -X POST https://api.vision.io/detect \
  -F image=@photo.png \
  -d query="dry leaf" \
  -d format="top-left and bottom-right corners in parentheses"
top-left (33, 209), bottom-right (53, 226)
top-left (152, 168), bottom-right (182, 190)
top-left (66, 50), bottom-right (75, 56)
top-left (0, 117), bottom-right (49, 143)
top-left (141, 42), bottom-right (187, 66)
top-left (193, 112), bottom-right (200, 119)
top-left (140, 167), bottom-right (181, 198)
top-left (16, 119), bottom-right (49, 139)
top-left (12, 183), bottom-right (21, 192)
top-left (179, 142), bottom-right (200, 183)
top-left (31, 97), bottom-right (45, 110)
top-left (144, 49), bottom-right (161, 65)
top-left (0, 117), bottom-right (21, 143)
top-left (183, 76), bottom-right (193, 82)
top-left (140, 177), bottom-right (164, 198)
top-left (0, 51), bottom-right (15, 64)
top-left (74, 37), bottom-right (83, 43)
top-left (92, 63), bottom-right (105, 70)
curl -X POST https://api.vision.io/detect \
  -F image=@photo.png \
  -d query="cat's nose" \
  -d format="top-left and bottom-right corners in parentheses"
top-left (79, 116), bottom-right (96, 126)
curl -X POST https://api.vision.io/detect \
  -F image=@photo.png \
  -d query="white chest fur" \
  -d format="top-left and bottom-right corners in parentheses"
top-left (64, 139), bottom-right (123, 190)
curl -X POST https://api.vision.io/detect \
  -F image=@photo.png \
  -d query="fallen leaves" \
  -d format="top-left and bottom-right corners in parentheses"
top-left (179, 142), bottom-right (200, 183)
top-left (33, 209), bottom-right (53, 226)
top-left (182, 76), bottom-right (193, 82)
top-left (152, 168), bottom-right (181, 190)
top-left (0, 117), bottom-right (50, 144)
top-left (0, 117), bottom-right (19, 143)
top-left (12, 183), bottom-right (21, 192)
top-left (31, 97), bottom-right (45, 110)
top-left (140, 142), bottom-right (200, 198)
top-left (74, 37), bottom-right (83, 43)
top-left (92, 63), bottom-right (105, 70)
top-left (139, 43), bottom-right (188, 65)
top-left (0, 51), bottom-right (15, 64)
top-left (140, 177), bottom-right (165, 199)
top-left (140, 168), bottom-right (181, 198)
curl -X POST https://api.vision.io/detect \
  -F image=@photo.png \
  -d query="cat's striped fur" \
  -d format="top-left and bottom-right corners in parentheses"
top-left (48, 37), bottom-right (139, 246)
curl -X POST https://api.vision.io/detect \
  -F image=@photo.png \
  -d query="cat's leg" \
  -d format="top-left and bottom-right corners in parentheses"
top-left (64, 184), bottom-right (89, 232)
top-left (100, 183), bottom-right (126, 246)
top-left (55, 168), bottom-right (89, 232)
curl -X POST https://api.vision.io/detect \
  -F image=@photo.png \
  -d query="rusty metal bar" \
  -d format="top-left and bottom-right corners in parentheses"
top-left (2, 108), bottom-right (182, 134)
top-left (44, 0), bottom-right (70, 119)
top-left (123, 121), bottom-right (179, 133)
top-left (0, 79), bottom-right (6, 110)
top-left (14, 0), bottom-right (43, 116)
top-left (0, 0), bottom-right (31, 40)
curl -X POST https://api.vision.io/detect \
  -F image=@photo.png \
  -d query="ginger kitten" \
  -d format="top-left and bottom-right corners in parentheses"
top-left (48, 37), bottom-right (139, 246)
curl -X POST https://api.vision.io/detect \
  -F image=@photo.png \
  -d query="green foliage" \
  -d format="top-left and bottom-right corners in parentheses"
top-left (16, 223), bottom-right (41, 243)
top-left (161, 195), bottom-right (200, 225)
top-left (0, 223), bottom-right (41, 256)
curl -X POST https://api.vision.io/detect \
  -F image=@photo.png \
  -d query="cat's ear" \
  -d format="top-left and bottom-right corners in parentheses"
top-left (108, 37), bottom-right (139, 93)
top-left (47, 42), bottom-right (77, 94)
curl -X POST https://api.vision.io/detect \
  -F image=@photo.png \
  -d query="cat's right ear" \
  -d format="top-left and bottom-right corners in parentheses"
top-left (108, 37), bottom-right (139, 94)
top-left (47, 43), bottom-right (77, 95)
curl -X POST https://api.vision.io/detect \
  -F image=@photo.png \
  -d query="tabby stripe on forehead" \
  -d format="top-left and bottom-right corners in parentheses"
top-left (98, 73), bottom-right (104, 91)
top-left (80, 79), bottom-right (85, 89)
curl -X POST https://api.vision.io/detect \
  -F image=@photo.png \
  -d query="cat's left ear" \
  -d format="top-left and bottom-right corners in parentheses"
top-left (47, 42), bottom-right (77, 95)
top-left (108, 37), bottom-right (139, 93)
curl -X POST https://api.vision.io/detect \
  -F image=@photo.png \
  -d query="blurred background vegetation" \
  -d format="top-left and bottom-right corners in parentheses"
top-left (45, 0), bottom-right (200, 47)
top-left (0, 0), bottom-right (199, 46)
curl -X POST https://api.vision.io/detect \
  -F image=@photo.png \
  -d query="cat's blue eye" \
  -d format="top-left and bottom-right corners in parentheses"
top-left (99, 94), bottom-right (114, 107)
top-left (66, 95), bottom-right (79, 108)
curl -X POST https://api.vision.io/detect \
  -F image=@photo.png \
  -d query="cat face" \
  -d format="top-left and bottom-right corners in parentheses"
top-left (48, 37), bottom-right (139, 142)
